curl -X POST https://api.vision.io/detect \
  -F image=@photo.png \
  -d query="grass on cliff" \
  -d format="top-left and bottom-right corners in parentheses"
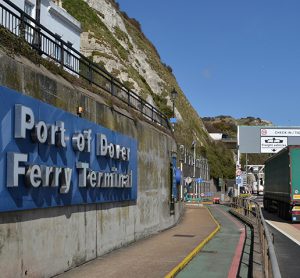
top-left (63, 0), bottom-right (128, 62)
top-left (63, 0), bottom-right (157, 100)
top-left (62, 0), bottom-right (235, 179)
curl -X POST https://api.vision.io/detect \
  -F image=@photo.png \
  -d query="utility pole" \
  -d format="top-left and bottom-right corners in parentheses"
top-left (193, 143), bottom-right (196, 178)
top-left (245, 153), bottom-right (248, 193)
top-left (236, 125), bottom-right (241, 196)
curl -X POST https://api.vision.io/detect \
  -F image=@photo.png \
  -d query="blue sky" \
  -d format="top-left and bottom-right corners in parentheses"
top-left (117, 0), bottom-right (300, 126)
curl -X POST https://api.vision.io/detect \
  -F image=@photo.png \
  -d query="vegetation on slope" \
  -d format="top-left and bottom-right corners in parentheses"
top-left (203, 115), bottom-right (272, 166)
top-left (203, 115), bottom-right (272, 138)
top-left (62, 0), bottom-right (235, 179)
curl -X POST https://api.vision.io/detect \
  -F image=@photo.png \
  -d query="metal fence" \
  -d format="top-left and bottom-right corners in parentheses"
top-left (231, 198), bottom-right (281, 278)
top-left (0, 0), bottom-right (170, 129)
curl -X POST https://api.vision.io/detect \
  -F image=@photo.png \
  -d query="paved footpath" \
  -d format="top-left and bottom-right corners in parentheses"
top-left (57, 206), bottom-right (217, 278)
top-left (177, 205), bottom-right (246, 278)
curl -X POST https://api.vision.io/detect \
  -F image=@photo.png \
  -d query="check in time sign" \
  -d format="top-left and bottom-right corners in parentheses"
top-left (0, 86), bottom-right (138, 212)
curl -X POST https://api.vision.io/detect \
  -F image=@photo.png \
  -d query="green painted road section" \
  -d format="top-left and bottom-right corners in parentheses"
top-left (177, 205), bottom-right (244, 278)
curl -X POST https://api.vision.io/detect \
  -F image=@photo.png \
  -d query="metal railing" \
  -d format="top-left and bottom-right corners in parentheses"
top-left (231, 198), bottom-right (281, 278)
top-left (0, 0), bottom-right (170, 129)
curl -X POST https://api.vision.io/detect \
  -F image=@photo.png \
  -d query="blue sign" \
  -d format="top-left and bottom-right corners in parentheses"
top-left (172, 156), bottom-right (177, 200)
top-left (170, 117), bottom-right (177, 124)
top-left (196, 178), bottom-right (204, 183)
top-left (175, 169), bottom-right (182, 184)
top-left (0, 86), bottom-right (138, 212)
top-left (236, 176), bottom-right (242, 185)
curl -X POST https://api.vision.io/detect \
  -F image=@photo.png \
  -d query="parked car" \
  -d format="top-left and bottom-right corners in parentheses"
top-left (213, 197), bottom-right (220, 204)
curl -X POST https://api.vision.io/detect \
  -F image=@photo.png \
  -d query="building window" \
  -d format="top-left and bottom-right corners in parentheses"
top-left (24, 1), bottom-right (34, 18)
top-left (52, 0), bottom-right (63, 7)
top-left (52, 34), bottom-right (62, 61)
top-left (24, 1), bottom-right (34, 41)
top-left (65, 41), bottom-right (73, 68)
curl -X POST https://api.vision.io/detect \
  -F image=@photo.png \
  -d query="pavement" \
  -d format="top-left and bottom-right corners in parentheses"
top-left (57, 205), bottom-right (217, 278)
top-left (177, 205), bottom-right (247, 278)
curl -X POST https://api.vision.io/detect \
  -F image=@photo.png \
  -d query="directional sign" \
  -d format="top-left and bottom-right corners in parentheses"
top-left (260, 137), bottom-right (287, 153)
top-left (170, 117), bottom-right (177, 124)
top-left (261, 128), bottom-right (300, 137)
top-left (238, 126), bottom-right (300, 154)
top-left (236, 176), bottom-right (242, 185)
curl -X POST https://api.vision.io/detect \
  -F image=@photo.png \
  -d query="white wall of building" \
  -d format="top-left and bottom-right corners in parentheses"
top-left (0, 0), bottom-right (81, 53)
top-left (41, 0), bottom-right (81, 52)
top-left (209, 133), bottom-right (223, 141)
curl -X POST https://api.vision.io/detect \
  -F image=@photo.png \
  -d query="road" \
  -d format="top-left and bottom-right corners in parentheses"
top-left (257, 197), bottom-right (300, 278)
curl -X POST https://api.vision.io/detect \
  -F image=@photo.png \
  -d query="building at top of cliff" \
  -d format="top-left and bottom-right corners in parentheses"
top-left (0, 0), bottom-right (81, 70)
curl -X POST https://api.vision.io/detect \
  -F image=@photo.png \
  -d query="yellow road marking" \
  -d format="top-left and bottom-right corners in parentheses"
top-left (165, 206), bottom-right (220, 278)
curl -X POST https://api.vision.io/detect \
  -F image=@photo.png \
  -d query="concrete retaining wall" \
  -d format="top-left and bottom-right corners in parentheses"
top-left (0, 50), bottom-right (184, 278)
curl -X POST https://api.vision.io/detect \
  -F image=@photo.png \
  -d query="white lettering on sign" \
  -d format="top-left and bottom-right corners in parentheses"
top-left (76, 162), bottom-right (132, 188)
top-left (7, 153), bottom-right (28, 187)
top-left (14, 104), bottom-right (67, 147)
top-left (7, 152), bottom-right (73, 193)
top-left (260, 137), bottom-right (287, 153)
top-left (261, 128), bottom-right (300, 137)
top-left (96, 133), bottom-right (130, 161)
top-left (6, 105), bottom-right (133, 192)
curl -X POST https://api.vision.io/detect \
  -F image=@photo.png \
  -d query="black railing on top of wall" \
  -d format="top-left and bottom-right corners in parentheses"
top-left (0, 0), bottom-right (170, 129)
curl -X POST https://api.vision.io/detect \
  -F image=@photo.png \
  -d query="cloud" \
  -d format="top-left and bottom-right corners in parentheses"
top-left (201, 68), bottom-right (212, 79)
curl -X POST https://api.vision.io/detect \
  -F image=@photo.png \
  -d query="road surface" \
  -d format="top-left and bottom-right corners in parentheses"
top-left (263, 210), bottom-right (300, 278)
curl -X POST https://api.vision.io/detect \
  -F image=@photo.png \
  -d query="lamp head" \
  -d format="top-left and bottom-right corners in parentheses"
top-left (170, 88), bottom-right (178, 101)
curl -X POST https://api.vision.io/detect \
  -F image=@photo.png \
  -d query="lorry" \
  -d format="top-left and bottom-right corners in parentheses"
top-left (264, 146), bottom-right (300, 222)
top-left (256, 177), bottom-right (264, 195)
top-left (247, 165), bottom-right (264, 195)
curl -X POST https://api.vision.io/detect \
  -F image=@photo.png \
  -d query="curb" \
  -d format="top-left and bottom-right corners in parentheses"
top-left (165, 206), bottom-right (221, 278)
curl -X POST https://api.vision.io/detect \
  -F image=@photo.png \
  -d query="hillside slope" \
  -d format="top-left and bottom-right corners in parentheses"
top-left (203, 115), bottom-right (272, 138)
top-left (203, 115), bottom-right (272, 165)
top-left (62, 0), bottom-right (235, 179)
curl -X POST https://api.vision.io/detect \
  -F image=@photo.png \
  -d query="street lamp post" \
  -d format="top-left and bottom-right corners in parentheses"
top-left (170, 88), bottom-right (178, 118)
top-left (192, 141), bottom-right (196, 198)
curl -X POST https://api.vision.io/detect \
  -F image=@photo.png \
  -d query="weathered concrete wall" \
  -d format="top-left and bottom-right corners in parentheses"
top-left (0, 50), bottom-right (184, 278)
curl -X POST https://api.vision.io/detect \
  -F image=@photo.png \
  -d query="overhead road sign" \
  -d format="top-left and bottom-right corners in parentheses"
top-left (261, 128), bottom-right (300, 137)
top-left (261, 137), bottom-right (287, 153)
top-left (238, 126), bottom-right (300, 154)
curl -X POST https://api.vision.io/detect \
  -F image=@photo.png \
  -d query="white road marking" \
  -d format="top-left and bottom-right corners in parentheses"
top-left (265, 220), bottom-right (300, 246)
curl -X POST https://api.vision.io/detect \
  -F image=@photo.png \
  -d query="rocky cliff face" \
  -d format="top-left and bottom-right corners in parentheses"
top-left (63, 0), bottom-right (198, 120)
top-left (62, 0), bottom-right (235, 178)
top-left (81, 0), bottom-right (167, 106)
